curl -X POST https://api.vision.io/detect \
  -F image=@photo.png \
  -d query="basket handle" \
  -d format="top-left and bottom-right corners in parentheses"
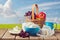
top-left (32, 4), bottom-right (39, 20)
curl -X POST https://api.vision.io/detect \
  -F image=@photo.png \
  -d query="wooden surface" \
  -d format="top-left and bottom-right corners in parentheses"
top-left (16, 36), bottom-right (29, 40)
top-left (55, 33), bottom-right (60, 40)
top-left (0, 29), bottom-right (7, 40)
top-left (0, 29), bottom-right (60, 40)
top-left (2, 29), bottom-right (15, 40)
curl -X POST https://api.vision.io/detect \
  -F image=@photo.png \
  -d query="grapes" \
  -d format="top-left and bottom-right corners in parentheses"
top-left (25, 11), bottom-right (32, 16)
top-left (24, 13), bottom-right (28, 16)
top-left (25, 33), bottom-right (29, 37)
top-left (24, 11), bottom-right (36, 19)
top-left (19, 30), bottom-right (29, 38)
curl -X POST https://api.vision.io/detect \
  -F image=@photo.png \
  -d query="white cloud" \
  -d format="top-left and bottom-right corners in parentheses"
top-left (46, 17), bottom-right (60, 24)
top-left (4, 0), bottom-right (12, 9)
top-left (38, 2), bottom-right (60, 7)
top-left (0, 4), bottom-right (3, 13)
top-left (17, 2), bottom-right (60, 11)
top-left (39, 7), bottom-right (51, 10)
top-left (16, 12), bottom-right (22, 17)
top-left (0, 0), bottom-right (17, 18)
top-left (3, 14), bottom-right (16, 18)
top-left (0, 4), bottom-right (3, 8)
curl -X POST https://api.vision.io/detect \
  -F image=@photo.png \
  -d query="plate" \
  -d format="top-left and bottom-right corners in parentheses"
top-left (9, 30), bottom-right (20, 34)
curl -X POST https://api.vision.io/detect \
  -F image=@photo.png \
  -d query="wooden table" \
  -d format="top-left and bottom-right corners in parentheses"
top-left (0, 29), bottom-right (60, 40)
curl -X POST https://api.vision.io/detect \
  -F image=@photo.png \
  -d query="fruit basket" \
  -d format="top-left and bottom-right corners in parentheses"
top-left (24, 4), bottom-right (46, 28)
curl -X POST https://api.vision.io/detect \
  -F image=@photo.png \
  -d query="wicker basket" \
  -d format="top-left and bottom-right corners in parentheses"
top-left (25, 4), bottom-right (46, 28)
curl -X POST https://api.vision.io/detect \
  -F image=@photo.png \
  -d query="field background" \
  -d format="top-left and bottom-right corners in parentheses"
top-left (0, 24), bottom-right (60, 29)
top-left (0, 24), bottom-right (22, 29)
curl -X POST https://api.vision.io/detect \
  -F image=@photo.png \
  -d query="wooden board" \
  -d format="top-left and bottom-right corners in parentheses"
top-left (16, 36), bottom-right (29, 40)
top-left (0, 29), bottom-right (7, 40)
top-left (29, 36), bottom-right (43, 40)
top-left (2, 29), bottom-right (15, 40)
top-left (49, 36), bottom-right (57, 40)
top-left (55, 30), bottom-right (60, 33)
top-left (0, 29), bottom-right (60, 40)
top-left (43, 35), bottom-right (57, 40)
top-left (43, 37), bottom-right (50, 40)
top-left (55, 33), bottom-right (60, 40)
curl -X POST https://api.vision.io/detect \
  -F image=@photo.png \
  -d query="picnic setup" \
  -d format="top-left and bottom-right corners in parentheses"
top-left (0, 4), bottom-right (60, 40)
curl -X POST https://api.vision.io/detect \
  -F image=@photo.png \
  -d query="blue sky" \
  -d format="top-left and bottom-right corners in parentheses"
top-left (0, 0), bottom-right (60, 24)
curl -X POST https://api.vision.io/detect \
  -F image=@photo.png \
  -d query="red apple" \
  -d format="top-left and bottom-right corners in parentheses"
top-left (36, 12), bottom-right (46, 19)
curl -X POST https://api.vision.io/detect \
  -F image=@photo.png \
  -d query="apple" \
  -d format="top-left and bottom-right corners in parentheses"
top-left (36, 12), bottom-right (46, 19)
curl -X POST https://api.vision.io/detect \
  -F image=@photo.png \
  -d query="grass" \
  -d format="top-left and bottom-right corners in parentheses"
top-left (54, 24), bottom-right (60, 29)
top-left (0, 24), bottom-right (60, 29)
top-left (0, 24), bottom-right (22, 29)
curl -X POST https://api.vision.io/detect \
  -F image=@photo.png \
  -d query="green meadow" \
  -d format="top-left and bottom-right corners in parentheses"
top-left (0, 24), bottom-right (22, 29)
top-left (0, 24), bottom-right (60, 29)
top-left (54, 24), bottom-right (60, 29)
